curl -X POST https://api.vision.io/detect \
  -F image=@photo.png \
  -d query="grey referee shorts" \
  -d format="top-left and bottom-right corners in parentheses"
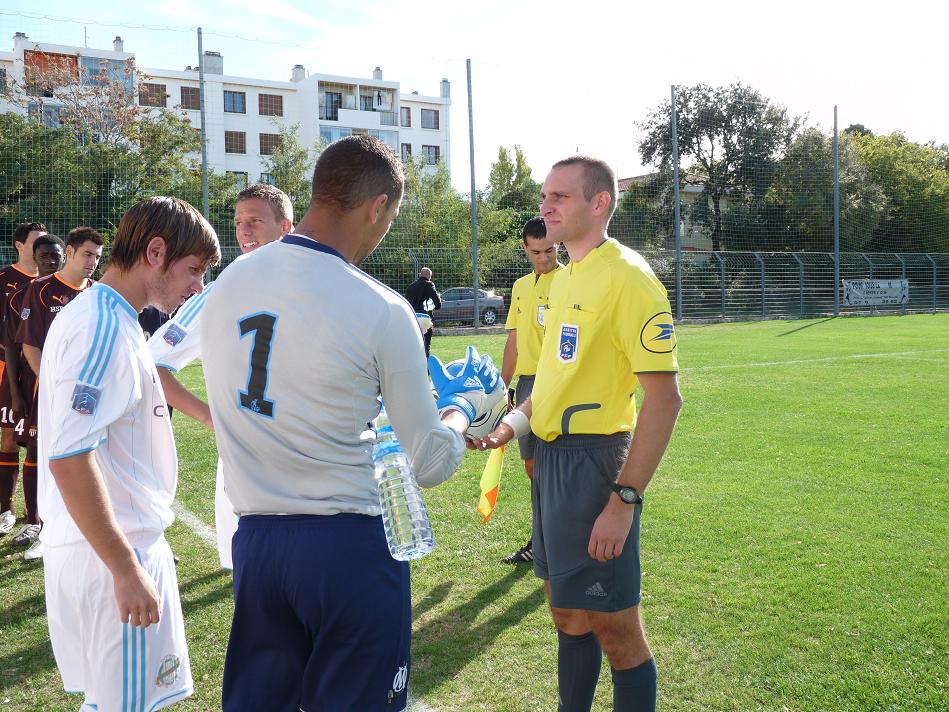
top-left (514, 375), bottom-right (537, 461)
top-left (532, 432), bottom-right (642, 612)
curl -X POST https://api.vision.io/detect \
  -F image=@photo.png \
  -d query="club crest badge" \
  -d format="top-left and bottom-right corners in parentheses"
top-left (392, 663), bottom-right (408, 693)
top-left (156, 654), bottom-right (181, 687)
top-left (19, 307), bottom-right (30, 320)
top-left (163, 324), bottom-right (187, 346)
top-left (558, 324), bottom-right (579, 363)
top-left (71, 384), bottom-right (102, 415)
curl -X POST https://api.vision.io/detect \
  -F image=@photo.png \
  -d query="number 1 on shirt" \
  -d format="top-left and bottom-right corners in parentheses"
top-left (238, 312), bottom-right (278, 418)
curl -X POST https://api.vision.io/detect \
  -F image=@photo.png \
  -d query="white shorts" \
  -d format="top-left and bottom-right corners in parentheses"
top-left (214, 459), bottom-right (239, 570)
top-left (44, 532), bottom-right (193, 712)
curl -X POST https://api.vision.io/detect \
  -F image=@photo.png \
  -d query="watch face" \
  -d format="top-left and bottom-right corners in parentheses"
top-left (617, 487), bottom-right (640, 504)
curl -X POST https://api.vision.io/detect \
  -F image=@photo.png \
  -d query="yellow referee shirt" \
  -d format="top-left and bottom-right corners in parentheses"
top-left (530, 238), bottom-right (678, 441)
top-left (504, 265), bottom-right (564, 378)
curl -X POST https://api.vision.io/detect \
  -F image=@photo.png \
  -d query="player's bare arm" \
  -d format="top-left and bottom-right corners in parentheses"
top-left (588, 372), bottom-right (682, 563)
top-left (49, 452), bottom-right (162, 627)
top-left (4, 337), bottom-right (25, 413)
top-left (501, 329), bottom-right (518, 392)
top-left (473, 395), bottom-right (533, 450)
top-left (22, 344), bottom-right (40, 376)
top-left (157, 367), bottom-right (213, 430)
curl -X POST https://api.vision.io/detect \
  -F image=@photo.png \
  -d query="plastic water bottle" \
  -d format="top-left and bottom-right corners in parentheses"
top-left (372, 407), bottom-right (435, 560)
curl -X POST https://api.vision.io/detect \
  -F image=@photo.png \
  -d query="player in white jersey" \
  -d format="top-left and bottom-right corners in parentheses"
top-left (201, 135), bottom-right (504, 712)
top-left (149, 183), bottom-right (294, 569)
top-left (38, 197), bottom-right (220, 712)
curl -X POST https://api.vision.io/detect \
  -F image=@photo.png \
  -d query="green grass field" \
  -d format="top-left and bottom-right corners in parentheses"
top-left (2, 314), bottom-right (947, 711)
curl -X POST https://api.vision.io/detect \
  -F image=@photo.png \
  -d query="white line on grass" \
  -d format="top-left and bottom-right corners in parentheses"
top-left (170, 500), bottom-right (442, 712)
top-left (171, 500), bottom-right (217, 549)
top-left (681, 348), bottom-right (949, 372)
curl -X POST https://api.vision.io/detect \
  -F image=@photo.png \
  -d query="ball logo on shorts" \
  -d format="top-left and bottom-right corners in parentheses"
top-left (156, 654), bottom-right (181, 687)
top-left (392, 663), bottom-right (408, 693)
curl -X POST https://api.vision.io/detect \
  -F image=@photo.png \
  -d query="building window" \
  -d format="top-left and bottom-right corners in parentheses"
top-left (422, 145), bottom-right (440, 165)
top-left (421, 109), bottom-right (439, 130)
top-left (259, 133), bottom-right (282, 155)
top-left (400, 107), bottom-right (411, 127)
top-left (258, 93), bottom-right (283, 117)
top-left (319, 126), bottom-right (352, 144)
top-left (180, 86), bottom-right (200, 110)
top-left (229, 172), bottom-right (249, 190)
top-left (260, 173), bottom-right (276, 186)
top-left (225, 130), bottom-right (246, 154)
top-left (28, 102), bottom-right (63, 128)
top-left (322, 91), bottom-right (342, 121)
top-left (79, 57), bottom-right (133, 93)
top-left (401, 143), bottom-right (412, 162)
top-left (139, 83), bottom-right (167, 108)
top-left (0, 68), bottom-right (6, 94)
top-left (224, 90), bottom-right (246, 114)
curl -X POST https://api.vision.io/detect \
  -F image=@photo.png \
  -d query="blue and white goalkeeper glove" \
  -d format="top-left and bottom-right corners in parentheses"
top-left (428, 345), bottom-right (502, 425)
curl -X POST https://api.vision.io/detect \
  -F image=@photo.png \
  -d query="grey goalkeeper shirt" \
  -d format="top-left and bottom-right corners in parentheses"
top-left (201, 235), bottom-right (465, 517)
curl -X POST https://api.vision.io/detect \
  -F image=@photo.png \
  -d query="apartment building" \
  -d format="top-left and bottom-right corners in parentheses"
top-left (0, 32), bottom-right (451, 187)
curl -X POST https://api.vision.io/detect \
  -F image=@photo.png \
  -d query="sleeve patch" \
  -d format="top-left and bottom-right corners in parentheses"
top-left (163, 324), bottom-right (188, 346)
top-left (640, 312), bottom-right (677, 354)
top-left (71, 384), bottom-right (102, 415)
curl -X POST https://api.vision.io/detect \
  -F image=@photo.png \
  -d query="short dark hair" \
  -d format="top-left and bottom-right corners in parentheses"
top-left (13, 222), bottom-right (46, 247)
top-left (237, 184), bottom-right (294, 223)
top-left (33, 234), bottom-right (65, 254)
top-left (108, 197), bottom-right (220, 272)
top-left (311, 135), bottom-right (404, 214)
top-left (522, 216), bottom-right (547, 243)
top-left (552, 155), bottom-right (618, 220)
top-left (66, 226), bottom-right (104, 250)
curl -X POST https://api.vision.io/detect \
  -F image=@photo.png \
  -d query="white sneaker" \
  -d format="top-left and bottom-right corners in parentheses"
top-left (12, 523), bottom-right (41, 545)
top-left (0, 510), bottom-right (14, 534)
top-left (23, 538), bottom-right (43, 561)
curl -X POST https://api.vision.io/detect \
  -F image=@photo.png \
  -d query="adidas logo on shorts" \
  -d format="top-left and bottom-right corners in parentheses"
top-left (585, 582), bottom-right (607, 597)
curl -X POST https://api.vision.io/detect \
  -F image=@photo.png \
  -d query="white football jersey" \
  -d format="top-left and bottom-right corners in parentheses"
top-left (149, 281), bottom-right (216, 372)
top-left (201, 235), bottom-right (465, 518)
top-left (38, 283), bottom-right (178, 547)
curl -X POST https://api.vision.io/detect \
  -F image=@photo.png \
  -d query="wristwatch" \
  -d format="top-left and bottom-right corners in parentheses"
top-left (609, 483), bottom-right (643, 505)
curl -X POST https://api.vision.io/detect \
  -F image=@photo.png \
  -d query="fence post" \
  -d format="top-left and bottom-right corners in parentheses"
top-left (833, 106), bottom-right (840, 316)
top-left (895, 253), bottom-right (906, 314)
top-left (861, 252), bottom-right (873, 278)
top-left (924, 254), bottom-right (937, 312)
top-left (714, 252), bottom-right (725, 318)
top-left (754, 252), bottom-right (766, 317)
top-left (671, 85), bottom-right (682, 321)
top-left (792, 253), bottom-right (805, 318)
top-left (408, 248), bottom-right (419, 276)
top-left (466, 59), bottom-right (480, 327)
top-left (197, 27), bottom-right (209, 220)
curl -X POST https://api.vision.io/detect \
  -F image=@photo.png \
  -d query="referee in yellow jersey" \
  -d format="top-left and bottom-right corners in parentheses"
top-left (499, 217), bottom-right (562, 564)
top-left (477, 156), bottom-right (682, 712)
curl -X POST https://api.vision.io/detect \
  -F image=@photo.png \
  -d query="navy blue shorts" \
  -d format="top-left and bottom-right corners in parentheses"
top-left (223, 514), bottom-right (411, 712)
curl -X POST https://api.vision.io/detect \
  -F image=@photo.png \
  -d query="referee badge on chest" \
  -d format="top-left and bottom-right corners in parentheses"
top-left (558, 324), bottom-right (579, 363)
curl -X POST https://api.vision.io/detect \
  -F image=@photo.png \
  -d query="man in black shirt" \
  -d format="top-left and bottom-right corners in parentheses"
top-left (405, 266), bottom-right (441, 356)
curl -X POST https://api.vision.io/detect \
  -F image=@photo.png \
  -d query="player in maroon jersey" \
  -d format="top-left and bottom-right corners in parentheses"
top-left (2, 235), bottom-right (64, 550)
top-left (0, 222), bottom-right (45, 537)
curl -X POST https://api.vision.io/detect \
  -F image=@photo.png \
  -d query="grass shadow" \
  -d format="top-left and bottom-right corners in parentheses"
top-left (0, 639), bottom-right (58, 693)
top-left (410, 566), bottom-right (545, 697)
top-left (776, 317), bottom-right (836, 337)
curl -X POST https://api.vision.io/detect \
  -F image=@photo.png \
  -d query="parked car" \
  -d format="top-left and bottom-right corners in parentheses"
top-left (436, 287), bottom-right (505, 326)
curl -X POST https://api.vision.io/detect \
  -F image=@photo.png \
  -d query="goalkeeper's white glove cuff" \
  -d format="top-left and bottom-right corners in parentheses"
top-left (501, 409), bottom-right (531, 439)
top-left (436, 396), bottom-right (475, 425)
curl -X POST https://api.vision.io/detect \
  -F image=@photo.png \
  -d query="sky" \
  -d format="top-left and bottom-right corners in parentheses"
top-left (2, 0), bottom-right (947, 193)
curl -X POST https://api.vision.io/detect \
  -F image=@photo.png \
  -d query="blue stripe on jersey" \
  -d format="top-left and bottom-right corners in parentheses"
top-left (139, 622), bottom-right (147, 712)
top-left (178, 281), bottom-right (215, 328)
top-left (78, 289), bottom-right (107, 383)
top-left (130, 625), bottom-right (138, 712)
top-left (85, 296), bottom-right (116, 388)
top-left (92, 296), bottom-right (121, 387)
top-left (122, 623), bottom-right (129, 711)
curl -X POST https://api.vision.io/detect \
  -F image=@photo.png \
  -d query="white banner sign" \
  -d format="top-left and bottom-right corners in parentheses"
top-left (842, 279), bottom-right (909, 306)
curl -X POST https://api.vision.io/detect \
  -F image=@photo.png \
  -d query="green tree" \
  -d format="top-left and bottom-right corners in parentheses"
top-left (261, 122), bottom-right (324, 218)
top-left (610, 175), bottom-right (670, 249)
top-left (639, 83), bottom-right (801, 250)
top-left (850, 132), bottom-right (949, 252)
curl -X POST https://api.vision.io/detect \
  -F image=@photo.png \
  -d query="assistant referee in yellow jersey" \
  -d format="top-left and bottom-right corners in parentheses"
top-left (478, 156), bottom-right (682, 712)
top-left (499, 217), bottom-right (563, 564)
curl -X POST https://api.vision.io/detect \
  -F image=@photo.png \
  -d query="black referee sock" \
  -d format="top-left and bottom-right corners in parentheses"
top-left (611, 657), bottom-right (657, 712)
top-left (557, 630), bottom-right (602, 712)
